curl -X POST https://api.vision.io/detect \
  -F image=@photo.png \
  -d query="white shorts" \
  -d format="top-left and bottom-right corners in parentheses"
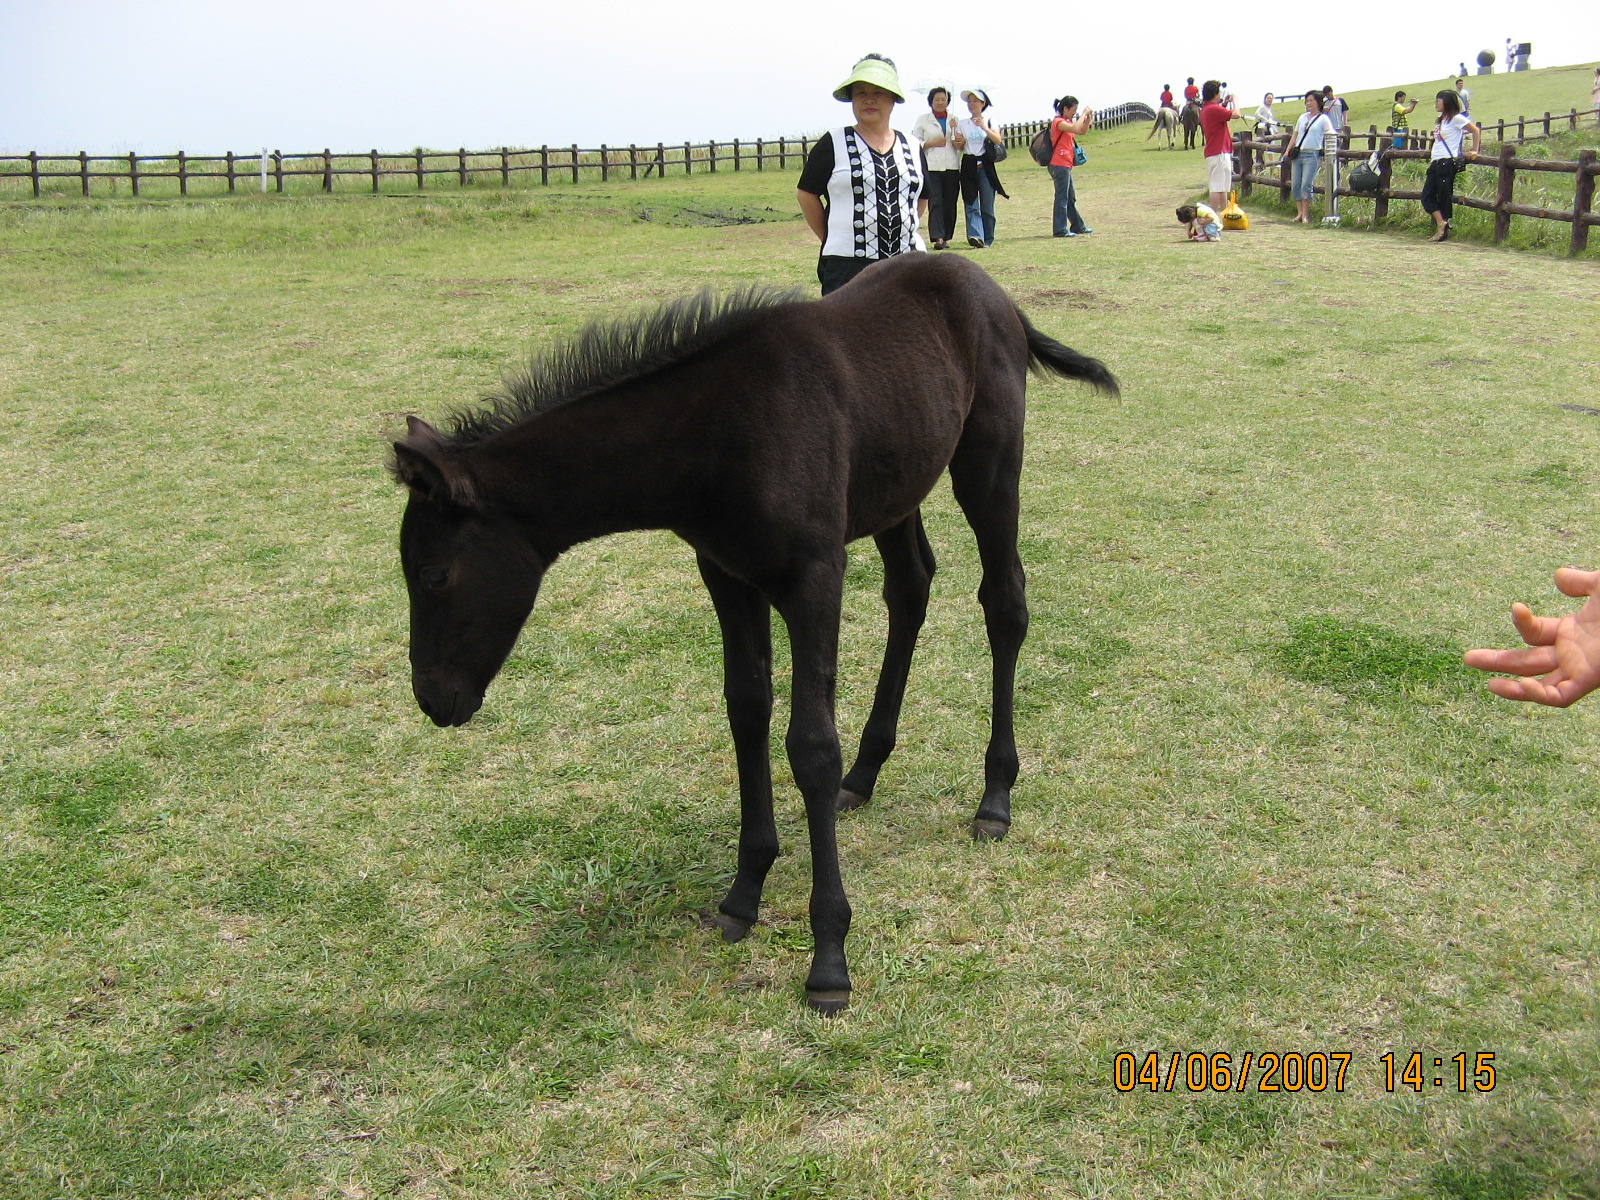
top-left (1205, 152), bottom-right (1234, 192)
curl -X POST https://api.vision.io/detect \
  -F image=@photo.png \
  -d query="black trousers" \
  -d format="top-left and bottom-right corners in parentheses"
top-left (818, 255), bottom-right (878, 296)
top-left (925, 170), bottom-right (960, 242)
top-left (1421, 158), bottom-right (1457, 220)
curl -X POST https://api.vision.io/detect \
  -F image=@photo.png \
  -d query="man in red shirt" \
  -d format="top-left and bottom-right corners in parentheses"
top-left (1198, 79), bottom-right (1241, 210)
top-left (1160, 84), bottom-right (1174, 109)
top-left (1183, 77), bottom-right (1199, 104)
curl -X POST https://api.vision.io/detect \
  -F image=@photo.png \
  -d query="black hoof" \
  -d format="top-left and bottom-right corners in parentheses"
top-left (836, 789), bottom-right (871, 812)
top-left (970, 818), bottom-right (1010, 842)
top-left (805, 989), bottom-right (851, 1016)
top-left (701, 908), bottom-right (754, 943)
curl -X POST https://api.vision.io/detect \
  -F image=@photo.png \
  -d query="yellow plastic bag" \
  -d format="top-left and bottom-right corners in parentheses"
top-left (1221, 190), bottom-right (1249, 230)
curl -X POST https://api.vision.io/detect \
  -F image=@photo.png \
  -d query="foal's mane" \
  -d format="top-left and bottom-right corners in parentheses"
top-left (440, 285), bottom-right (803, 449)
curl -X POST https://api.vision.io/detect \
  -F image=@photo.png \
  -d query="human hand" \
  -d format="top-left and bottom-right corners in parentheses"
top-left (1464, 567), bottom-right (1600, 706)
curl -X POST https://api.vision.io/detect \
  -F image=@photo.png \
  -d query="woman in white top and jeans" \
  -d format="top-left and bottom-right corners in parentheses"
top-left (1422, 88), bottom-right (1481, 243)
top-left (1287, 92), bottom-right (1333, 224)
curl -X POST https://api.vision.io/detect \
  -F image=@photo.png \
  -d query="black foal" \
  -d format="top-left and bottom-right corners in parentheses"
top-left (391, 253), bottom-right (1118, 1012)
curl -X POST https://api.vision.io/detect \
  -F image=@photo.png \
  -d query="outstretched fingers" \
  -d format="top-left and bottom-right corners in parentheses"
top-left (1466, 567), bottom-right (1600, 707)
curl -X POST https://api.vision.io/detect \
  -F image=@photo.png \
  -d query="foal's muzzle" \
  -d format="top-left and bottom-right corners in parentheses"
top-left (413, 679), bottom-right (483, 727)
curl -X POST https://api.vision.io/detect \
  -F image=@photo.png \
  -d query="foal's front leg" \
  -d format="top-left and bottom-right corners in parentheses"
top-left (697, 555), bottom-right (778, 942)
top-left (839, 511), bottom-right (936, 811)
top-left (772, 558), bottom-right (852, 1014)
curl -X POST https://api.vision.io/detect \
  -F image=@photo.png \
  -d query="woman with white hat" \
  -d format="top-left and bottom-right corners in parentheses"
top-left (955, 88), bottom-right (1007, 248)
top-left (797, 54), bottom-right (929, 295)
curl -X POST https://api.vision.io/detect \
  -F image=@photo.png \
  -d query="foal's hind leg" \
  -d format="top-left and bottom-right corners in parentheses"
top-left (839, 510), bottom-right (937, 812)
top-left (948, 428), bottom-right (1028, 842)
top-left (697, 554), bottom-right (778, 943)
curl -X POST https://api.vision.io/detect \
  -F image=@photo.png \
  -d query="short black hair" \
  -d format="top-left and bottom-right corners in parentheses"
top-left (1176, 205), bottom-right (1197, 222)
top-left (1201, 80), bottom-right (1220, 102)
top-left (1163, 83), bottom-right (1170, 89)
top-left (1304, 91), bottom-right (1326, 112)
top-left (1395, 90), bottom-right (1407, 100)
top-left (1054, 95), bottom-right (1078, 115)
top-left (927, 86), bottom-right (950, 104)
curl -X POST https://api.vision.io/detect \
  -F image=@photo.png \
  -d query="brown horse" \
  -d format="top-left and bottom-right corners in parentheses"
top-left (1181, 100), bottom-right (1203, 149)
top-left (391, 253), bottom-right (1117, 1012)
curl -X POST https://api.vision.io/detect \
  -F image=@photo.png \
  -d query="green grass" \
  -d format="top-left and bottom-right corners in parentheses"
top-left (2, 127), bottom-right (1599, 1198)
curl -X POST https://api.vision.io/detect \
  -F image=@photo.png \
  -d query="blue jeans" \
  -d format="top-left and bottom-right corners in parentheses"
top-left (964, 168), bottom-right (996, 245)
top-left (1290, 150), bottom-right (1321, 201)
top-left (1048, 165), bottom-right (1087, 235)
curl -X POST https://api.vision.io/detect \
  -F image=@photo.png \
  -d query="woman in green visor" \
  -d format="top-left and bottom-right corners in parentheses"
top-left (797, 53), bottom-right (929, 295)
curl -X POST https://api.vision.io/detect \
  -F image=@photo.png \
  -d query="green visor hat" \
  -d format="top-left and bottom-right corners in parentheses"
top-left (833, 55), bottom-right (906, 103)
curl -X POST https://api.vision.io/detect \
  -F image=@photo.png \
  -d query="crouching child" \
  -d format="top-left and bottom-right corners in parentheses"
top-left (1176, 203), bottom-right (1222, 242)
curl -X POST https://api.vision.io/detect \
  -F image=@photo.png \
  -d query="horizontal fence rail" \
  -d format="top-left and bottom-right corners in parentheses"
top-left (0, 103), bottom-right (1159, 200)
top-left (1232, 110), bottom-right (1600, 256)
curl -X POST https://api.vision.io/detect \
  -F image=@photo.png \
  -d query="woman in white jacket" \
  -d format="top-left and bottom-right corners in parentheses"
top-left (911, 87), bottom-right (960, 250)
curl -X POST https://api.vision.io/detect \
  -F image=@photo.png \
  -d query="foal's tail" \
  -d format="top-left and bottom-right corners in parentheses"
top-left (1018, 309), bottom-right (1121, 396)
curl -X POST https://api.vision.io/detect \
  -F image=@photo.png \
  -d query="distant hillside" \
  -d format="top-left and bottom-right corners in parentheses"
top-left (1337, 59), bottom-right (1598, 134)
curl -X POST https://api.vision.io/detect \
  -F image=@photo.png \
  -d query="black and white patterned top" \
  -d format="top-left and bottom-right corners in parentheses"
top-left (797, 127), bottom-right (926, 259)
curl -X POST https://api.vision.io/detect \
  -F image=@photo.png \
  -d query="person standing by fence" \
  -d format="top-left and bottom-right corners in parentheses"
top-left (1199, 81), bottom-right (1241, 212)
top-left (1422, 88), bottom-right (1481, 243)
top-left (1286, 92), bottom-right (1334, 224)
top-left (1046, 96), bottom-right (1094, 238)
top-left (912, 87), bottom-right (961, 250)
top-left (796, 54), bottom-right (928, 294)
top-left (1390, 91), bottom-right (1418, 148)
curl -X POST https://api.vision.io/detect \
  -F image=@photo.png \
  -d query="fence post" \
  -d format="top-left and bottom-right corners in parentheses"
top-left (709, 140), bottom-right (718, 173)
top-left (1570, 108), bottom-right (1578, 132)
top-left (570, 144), bottom-right (579, 185)
top-left (1374, 148), bottom-right (1392, 221)
top-left (599, 144), bottom-right (609, 183)
top-left (226, 150), bottom-right (236, 193)
top-left (733, 137), bottom-right (740, 171)
top-left (415, 149), bottom-right (424, 190)
top-left (1572, 150), bottom-right (1596, 256)
top-left (1493, 142), bottom-right (1515, 243)
top-left (321, 149), bottom-right (331, 193)
top-left (79, 151), bottom-right (89, 197)
top-left (274, 150), bottom-right (284, 193)
top-left (655, 142), bottom-right (665, 178)
top-left (1238, 139), bottom-right (1253, 197)
top-left (458, 148), bottom-right (468, 187)
top-left (540, 145), bottom-right (549, 186)
top-left (129, 152), bottom-right (139, 198)
top-left (500, 147), bottom-right (510, 187)
top-left (178, 149), bottom-right (188, 197)
top-left (29, 151), bottom-right (39, 198)
top-left (629, 144), bottom-right (637, 181)
top-left (1543, 111), bottom-right (1551, 137)
top-left (684, 142), bottom-right (691, 176)
top-left (756, 137), bottom-right (764, 171)
top-left (372, 149), bottom-right (381, 193)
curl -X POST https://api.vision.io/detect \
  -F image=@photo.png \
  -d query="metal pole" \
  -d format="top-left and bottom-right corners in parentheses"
top-left (1322, 127), bottom-right (1341, 225)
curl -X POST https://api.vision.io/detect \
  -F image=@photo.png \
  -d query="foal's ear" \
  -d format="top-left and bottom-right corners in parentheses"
top-left (391, 437), bottom-right (478, 508)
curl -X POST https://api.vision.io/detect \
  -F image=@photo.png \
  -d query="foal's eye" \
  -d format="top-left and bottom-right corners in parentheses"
top-left (419, 566), bottom-right (449, 590)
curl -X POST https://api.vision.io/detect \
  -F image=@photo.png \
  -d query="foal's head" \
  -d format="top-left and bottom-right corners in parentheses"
top-left (391, 416), bottom-right (545, 727)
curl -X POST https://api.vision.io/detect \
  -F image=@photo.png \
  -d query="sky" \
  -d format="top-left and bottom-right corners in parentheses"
top-left (3, 1), bottom-right (1596, 154)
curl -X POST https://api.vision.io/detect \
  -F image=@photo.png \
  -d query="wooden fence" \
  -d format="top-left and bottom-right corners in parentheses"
top-left (1233, 110), bottom-right (1600, 256)
top-left (0, 102), bottom-right (1157, 200)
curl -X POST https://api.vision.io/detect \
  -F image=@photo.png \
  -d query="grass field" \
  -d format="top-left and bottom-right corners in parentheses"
top-left (2, 89), bottom-right (1600, 1199)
